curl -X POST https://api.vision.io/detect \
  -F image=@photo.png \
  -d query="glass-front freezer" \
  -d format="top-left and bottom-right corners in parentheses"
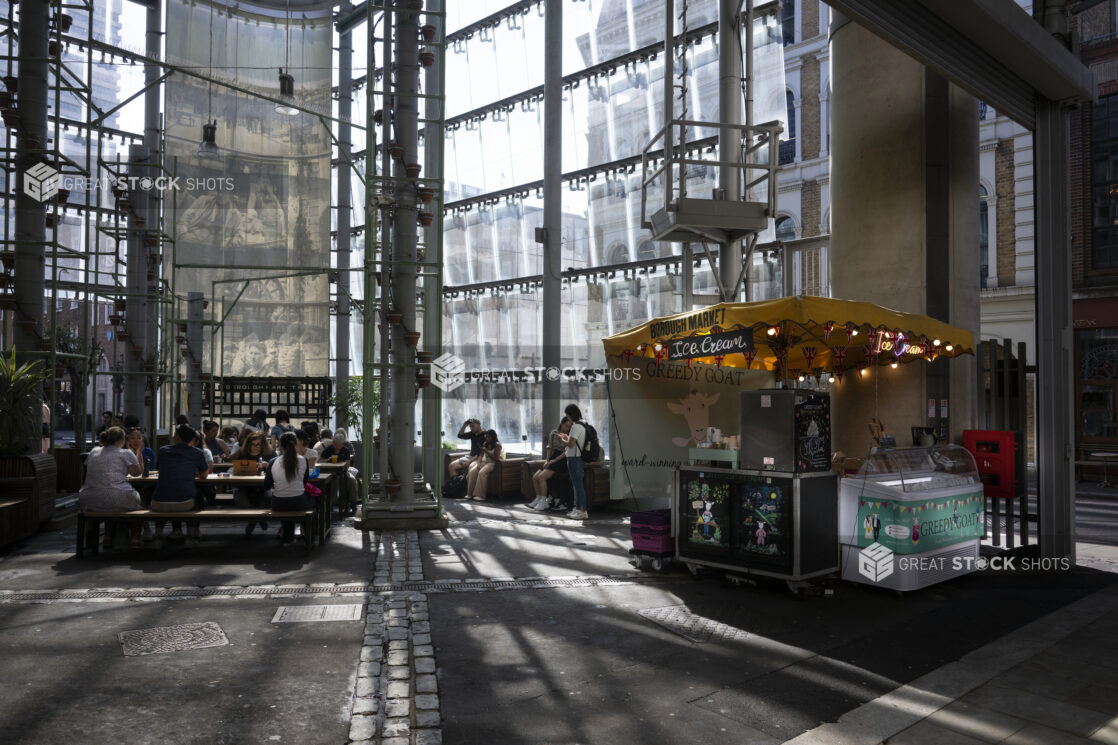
top-left (675, 467), bottom-right (838, 581)
top-left (838, 445), bottom-right (984, 591)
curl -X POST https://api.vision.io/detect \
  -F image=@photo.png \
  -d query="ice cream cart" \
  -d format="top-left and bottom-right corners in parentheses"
top-left (838, 445), bottom-right (984, 591)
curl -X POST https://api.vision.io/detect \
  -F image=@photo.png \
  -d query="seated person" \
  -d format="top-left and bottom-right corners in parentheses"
top-left (321, 429), bottom-right (359, 509)
top-left (295, 429), bottom-right (318, 470)
top-left (150, 424), bottom-right (210, 548)
top-left (265, 432), bottom-right (310, 547)
top-left (220, 425), bottom-right (240, 455)
top-left (192, 430), bottom-right (218, 508)
top-left (78, 426), bottom-right (143, 548)
top-left (449, 418), bottom-right (485, 477)
top-left (529, 417), bottom-right (572, 511)
top-left (466, 429), bottom-right (503, 500)
top-left (320, 429), bottom-right (354, 463)
top-left (315, 429), bottom-right (332, 457)
top-left (231, 431), bottom-right (272, 535)
top-left (125, 427), bottom-right (155, 477)
top-left (203, 420), bottom-right (229, 460)
top-left (269, 409), bottom-right (296, 441)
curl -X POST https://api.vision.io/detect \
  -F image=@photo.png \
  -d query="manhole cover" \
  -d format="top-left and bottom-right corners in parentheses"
top-left (119, 622), bottom-right (229, 656)
top-left (271, 604), bottom-right (364, 623)
top-left (637, 605), bottom-right (751, 644)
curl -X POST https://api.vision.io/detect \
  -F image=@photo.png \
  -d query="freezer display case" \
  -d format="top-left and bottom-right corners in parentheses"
top-left (676, 467), bottom-right (838, 581)
top-left (839, 445), bottom-right (984, 591)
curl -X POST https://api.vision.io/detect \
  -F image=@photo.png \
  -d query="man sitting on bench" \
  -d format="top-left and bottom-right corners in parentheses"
top-left (150, 424), bottom-right (211, 548)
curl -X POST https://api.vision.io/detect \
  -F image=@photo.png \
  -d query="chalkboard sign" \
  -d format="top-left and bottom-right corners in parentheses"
top-left (794, 393), bottom-right (831, 472)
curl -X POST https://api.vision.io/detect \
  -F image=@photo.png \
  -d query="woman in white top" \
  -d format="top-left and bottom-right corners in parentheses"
top-left (264, 431), bottom-right (310, 546)
top-left (78, 426), bottom-right (144, 547)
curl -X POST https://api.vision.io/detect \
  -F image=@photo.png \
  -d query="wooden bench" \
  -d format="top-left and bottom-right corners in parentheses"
top-left (76, 508), bottom-right (319, 558)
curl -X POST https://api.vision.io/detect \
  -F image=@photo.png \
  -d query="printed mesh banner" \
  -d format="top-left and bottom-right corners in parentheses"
top-left (165, 0), bottom-right (334, 377)
top-left (606, 355), bottom-right (770, 504)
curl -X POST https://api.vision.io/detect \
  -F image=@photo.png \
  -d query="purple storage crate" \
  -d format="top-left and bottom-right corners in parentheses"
top-left (632, 533), bottom-right (674, 554)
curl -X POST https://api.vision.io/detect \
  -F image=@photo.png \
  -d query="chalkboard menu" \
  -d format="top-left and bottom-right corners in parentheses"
top-left (795, 393), bottom-right (831, 472)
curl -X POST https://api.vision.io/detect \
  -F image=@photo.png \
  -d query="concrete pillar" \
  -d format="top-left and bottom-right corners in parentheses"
top-left (124, 144), bottom-right (149, 420)
top-left (829, 18), bottom-right (979, 457)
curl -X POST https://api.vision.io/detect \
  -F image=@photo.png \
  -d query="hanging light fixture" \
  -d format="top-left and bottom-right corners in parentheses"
top-left (276, 0), bottom-right (298, 115)
top-left (197, 0), bottom-right (219, 158)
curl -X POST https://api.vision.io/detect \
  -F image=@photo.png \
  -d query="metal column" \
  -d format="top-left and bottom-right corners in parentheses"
top-left (388, 3), bottom-right (420, 502)
top-left (12, 0), bottom-right (48, 452)
top-left (541, 0), bottom-right (562, 449)
top-left (186, 292), bottom-right (204, 428)
top-left (422, 0), bottom-right (445, 490)
top-left (337, 2), bottom-right (353, 413)
top-left (143, 0), bottom-right (162, 434)
top-left (718, 0), bottom-right (743, 299)
top-left (123, 144), bottom-right (149, 420)
top-left (1034, 97), bottom-right (1075, 560)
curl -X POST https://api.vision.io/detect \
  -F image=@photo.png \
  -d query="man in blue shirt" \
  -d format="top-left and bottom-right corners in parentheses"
top-left (151, 424), bottom-right (210, 547)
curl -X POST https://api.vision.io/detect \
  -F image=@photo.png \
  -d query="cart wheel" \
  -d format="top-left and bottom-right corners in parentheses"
top-left (786, 580), bottom-right (801, 596)
top-left (651, 557), bottom-right (664, 572)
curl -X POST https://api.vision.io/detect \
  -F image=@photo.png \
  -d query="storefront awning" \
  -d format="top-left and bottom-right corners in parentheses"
top-left (602, 295), bottom-right (975, 380)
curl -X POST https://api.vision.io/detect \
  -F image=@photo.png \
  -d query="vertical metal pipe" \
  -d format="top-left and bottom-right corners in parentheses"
top-left (375, 8), bottom-right (393, 489)
top-left (123, 144), bottom-right (148, 419)
top-left (663, 0), bottom-right (674, 181)
top-left (541, 0), bottom-right (563, 450)
top-left (718, 0), bottom-right (744, 300)
top-left (422, 0), bottom-right (444, 492)
top-left (13, 0), bottom-right (48, 452)
top-left (143, 0), bottom-right (161, 433)
top-left (186, 292), bottom-right (203, 427)
top-left (389, 3), bottom-right (420, 502)
top-left (337, 2), bottom-right (353, 421)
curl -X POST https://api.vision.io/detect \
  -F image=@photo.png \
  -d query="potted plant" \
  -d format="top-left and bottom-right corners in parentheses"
top-left (0, 348), bottom-right (56, 533)
top-left (330, 375), bottom-right (380, 476)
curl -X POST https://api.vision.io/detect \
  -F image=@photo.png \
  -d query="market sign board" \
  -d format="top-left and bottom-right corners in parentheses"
top-left (667, 329), bottom-right (754, 361)
top-left (855, 491), bottom-right (983, 554)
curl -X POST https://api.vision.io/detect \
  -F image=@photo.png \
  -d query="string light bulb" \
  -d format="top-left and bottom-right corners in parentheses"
top-left (767, 326), bottom-right (778, 336)
top-left (933, 338), bottom-right (941, 347)
top-left (890, 362), bottom-right (898, 369)
top-left (828, 374), bottom-right (835, 383)
top-left (945, 344), bottom-right (954, 352)
top-left (859, 368), bottom-right (867, 377)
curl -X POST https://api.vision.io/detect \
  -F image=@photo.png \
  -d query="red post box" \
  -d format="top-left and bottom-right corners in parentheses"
top-left (963, 430), bottom-right (1017, 499)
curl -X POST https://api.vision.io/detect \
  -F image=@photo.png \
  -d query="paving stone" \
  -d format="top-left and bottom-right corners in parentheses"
top-left (387, 627), bottom-right (409, 640)
top-left (413, 633), bottom-right (432, 645)
top-left (416, 674), bottom-right (438, 693)
top-left (414, 644), bottom-right (435, 657)
top-left (389, 640), bottom-right (408, 651)
top-left (415, 730), bottom-right (443, 745)
top-left (414, 657), bottom-right (436, 674)
top-left (349, 715), bottom-right (378, 741)
top-left (386, 649), bottom-right (410, 665)
top-left (359, 647), bottom-right (381, 662)
top-left (411, 612), bottom-right (430, 621)
top-left (352, 697), bottom-right (378, 716)
top-left (411, 602), bottom-right (428, 613)
top-left (926, 700), bottom-right (1028, 743)
top-left (362, 635), bottom-right (383, 647)
top-left (415, 694), bottom-right (440, 710)
top-left (387, 618), bottom-right (409, 627)
top-left (387, 666), bottom-right (410, 681)
top-left (386, 681), bottom-right (410, 699)
top-left (383, 718), bottom-right (410, 738)
top-left (387, 608), bottom-right (407, 618)
top-left (413, 621), bottom-right (431, 633)
top-left (416, 711), bottom-right (442, 729)
top-left (355, 677), bottom-right (378, 697)
top-left (381, 738), bottom-right (409, 745)
top-left (388, 600), bottom-right (407, 609)
top-left (385, 699), bottom-right (410, 718)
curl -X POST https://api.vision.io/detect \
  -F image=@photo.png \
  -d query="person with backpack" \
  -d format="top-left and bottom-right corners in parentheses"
top-left (556, 403), bottom-right (592, 520)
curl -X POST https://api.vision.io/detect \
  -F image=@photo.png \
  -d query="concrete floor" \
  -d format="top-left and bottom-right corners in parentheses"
top-left (0, 497), bottom-right (1115, 745)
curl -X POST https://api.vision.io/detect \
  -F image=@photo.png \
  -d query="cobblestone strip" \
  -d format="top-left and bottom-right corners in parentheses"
top-left (349, 530), bottom-right (443, 745)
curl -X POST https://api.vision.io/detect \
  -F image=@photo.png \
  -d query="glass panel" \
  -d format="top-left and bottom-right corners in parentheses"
top-left (1081, 328), bottom-right (1118, 380)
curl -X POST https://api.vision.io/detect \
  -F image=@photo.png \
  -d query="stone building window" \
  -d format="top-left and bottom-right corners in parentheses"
top-left (779, 91), bottom-right (796, 165)
top-left (979, 185), bottom-right (989, 288)
top-left (1092, 94), bottom-right (1118, 270)
top-left (781, 0), bottom-right (795, 46)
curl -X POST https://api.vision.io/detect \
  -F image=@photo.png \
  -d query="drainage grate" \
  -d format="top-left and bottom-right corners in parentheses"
top-left (119, 621), bottom-right (229, 656)
top-left (271, 604), bottom-right (364, 623)
top-left (638, 605), bottom-right (751, 644)
top-left (1, 573), bottom-right (686, 605)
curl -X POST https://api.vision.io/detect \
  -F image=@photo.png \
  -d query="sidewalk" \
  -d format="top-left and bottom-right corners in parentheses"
top-left (0, 499), bottom-right (1114, 745)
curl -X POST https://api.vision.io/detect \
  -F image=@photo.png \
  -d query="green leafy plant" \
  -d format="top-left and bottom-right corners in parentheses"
top-left (0, 349), bottom-right (49, 456)
top-left (331, 375), bottom-right (379, 441)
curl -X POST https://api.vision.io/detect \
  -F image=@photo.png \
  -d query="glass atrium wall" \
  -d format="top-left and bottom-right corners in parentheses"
top-left (439, 0), bottom-right (788, 454)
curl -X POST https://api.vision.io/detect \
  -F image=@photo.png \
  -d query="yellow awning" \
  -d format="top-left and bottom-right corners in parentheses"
top-left (603, 296), bottom-right (974, 379)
